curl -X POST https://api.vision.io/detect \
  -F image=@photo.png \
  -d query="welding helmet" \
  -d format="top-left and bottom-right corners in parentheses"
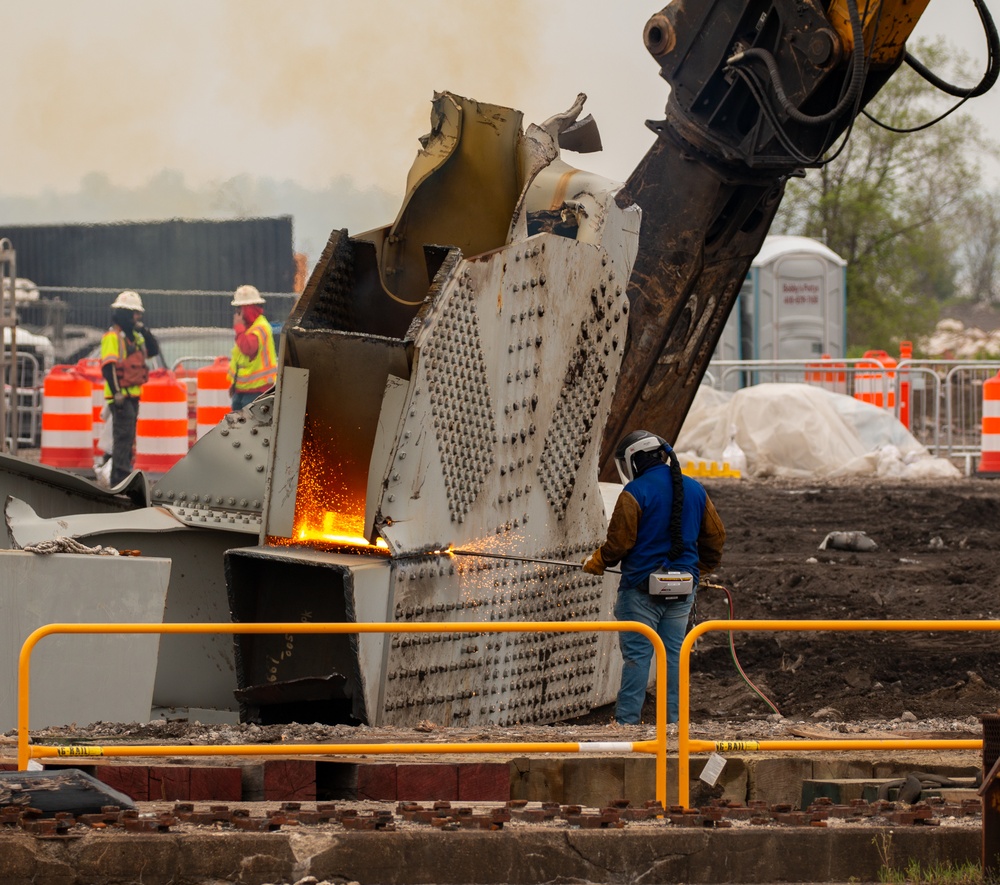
top-left (614, 430), bottom-right (668, 484)
top-left (110, 290), bottom-right (144, 312)
top-left (232, 284), bottom-right (265, 307)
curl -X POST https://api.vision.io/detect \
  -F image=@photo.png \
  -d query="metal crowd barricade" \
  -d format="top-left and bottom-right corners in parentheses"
top-left (942, 362), bottom-right (1000, 470)
top-left (4, 351), bottom-right (42, 449)
top-left (18, 620), bottom-right (669, 806)
top-left (712, 357), bottom-right (888, 398)
top-left (891, 360), bottom-right (1000, 471)
top-left (889, 359), bottom-right (942, 451)
top-left (677, 619), bottom-right (989, 809)
top-left (706, 357), bottom-right (1000, 471)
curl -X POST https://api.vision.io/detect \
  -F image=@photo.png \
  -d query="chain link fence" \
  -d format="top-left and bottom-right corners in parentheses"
top-left (20, 286), bottom-right (298, 355)
top-left (12, 286), bottom-right (299, 368)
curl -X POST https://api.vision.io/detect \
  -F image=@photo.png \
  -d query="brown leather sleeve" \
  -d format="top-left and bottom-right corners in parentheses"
top-left (697, 494), bottom-right (726, 572)
top-left (599, 491), bottom-right (641, 567)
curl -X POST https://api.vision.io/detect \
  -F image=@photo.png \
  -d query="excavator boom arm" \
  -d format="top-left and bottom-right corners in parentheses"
top-left (599, 0), bottom-right (980, 476)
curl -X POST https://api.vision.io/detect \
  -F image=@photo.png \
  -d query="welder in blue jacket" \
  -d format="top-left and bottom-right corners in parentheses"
top-left (584, 430), bottom-right (726, 724)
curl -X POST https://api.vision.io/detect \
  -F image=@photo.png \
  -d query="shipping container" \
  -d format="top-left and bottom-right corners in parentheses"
top-left (0, 218), bottom-right (299, 346)
top-left (0, 217), bottom-right (295, 292)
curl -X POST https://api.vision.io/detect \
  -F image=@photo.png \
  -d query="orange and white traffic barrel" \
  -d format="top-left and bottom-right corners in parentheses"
top-left (853, 367), bottom-right (874, 404)
top-left (825, 355), bottom-right (847, 395)
top-left (805, 353), bottom-right (847, 395)
top-left (40, 365), bottom-right (94, 469)
top-left (135, 369), bottom-right (189, 474)
top-left (854, 350), bottom-right (896, 410)
top-left (196, 356), bottom-right (232, 439)
top-left (979, 372), bottom-right (1000, 476)
top-left (75, 358), bottom-right (106, 456)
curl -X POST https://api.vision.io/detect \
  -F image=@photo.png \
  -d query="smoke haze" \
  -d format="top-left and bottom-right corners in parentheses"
top-left (8, 1), bottom-right (564, 193)
top-left (4, 0), bottom-right (998, 259)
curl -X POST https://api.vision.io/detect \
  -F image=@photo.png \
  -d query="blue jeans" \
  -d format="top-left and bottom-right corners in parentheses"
top-left (614, 583), bottom-right (696, 724)
top-left (231, 391), bottom-right (259, 411)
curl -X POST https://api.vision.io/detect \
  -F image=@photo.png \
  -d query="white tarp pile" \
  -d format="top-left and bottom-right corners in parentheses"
top-left (674, 383), bottom-right (960, 480)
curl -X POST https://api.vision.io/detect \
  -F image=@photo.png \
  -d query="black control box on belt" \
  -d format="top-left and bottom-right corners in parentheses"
top-left (647, 570), bottom-right (694, 598)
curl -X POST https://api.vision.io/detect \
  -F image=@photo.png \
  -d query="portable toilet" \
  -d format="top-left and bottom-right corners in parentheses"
top-left (746, 235), bottom-right (847, 361)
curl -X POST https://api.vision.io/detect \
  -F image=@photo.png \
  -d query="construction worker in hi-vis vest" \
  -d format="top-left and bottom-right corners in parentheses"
top-left (100, 290), bottom-right (160, 486)
top-left (227, 284), bottom-right (277, 411)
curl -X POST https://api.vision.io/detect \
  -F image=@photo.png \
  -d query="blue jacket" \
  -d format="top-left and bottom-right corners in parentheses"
top-left (618, 462), bottom-right (708, 589)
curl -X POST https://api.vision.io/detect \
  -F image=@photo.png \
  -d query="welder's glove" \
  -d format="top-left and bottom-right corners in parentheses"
top-left (582, 549), bottom-right (606, 576)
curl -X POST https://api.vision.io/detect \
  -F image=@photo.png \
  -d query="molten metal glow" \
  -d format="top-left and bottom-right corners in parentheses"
top-left (269, 421), bottom-right (389, 554)
top-left (294, 515), bottom-right (390, 550)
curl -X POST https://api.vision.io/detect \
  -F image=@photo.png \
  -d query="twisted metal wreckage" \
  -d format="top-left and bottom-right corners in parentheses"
top-left (1, 1), bottom-right (995, 729)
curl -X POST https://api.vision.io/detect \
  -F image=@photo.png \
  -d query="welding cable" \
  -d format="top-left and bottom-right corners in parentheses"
top-left (701, 582), bottom-right (781, 717)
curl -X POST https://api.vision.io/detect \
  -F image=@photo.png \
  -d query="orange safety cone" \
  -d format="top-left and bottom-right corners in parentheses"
top-left (196, 356), bottom-right (232, 439)
top-left (135, 369), bottom-right (189, 475)
top-left (979, 372), bottom-right (1000, 476)
top-left (40, 366), bottom-right (94, 469)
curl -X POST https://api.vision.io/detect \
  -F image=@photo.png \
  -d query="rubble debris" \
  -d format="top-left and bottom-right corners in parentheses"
top-left (0, 796), bottom-right (981, 834)
top-left (818, 531), bottom-right (878, 552)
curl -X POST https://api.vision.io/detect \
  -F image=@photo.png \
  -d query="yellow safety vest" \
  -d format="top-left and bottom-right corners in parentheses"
top-left (228, 315), bottom-right (277, 392)
top-left (100, 327), bottom-right (147, 400)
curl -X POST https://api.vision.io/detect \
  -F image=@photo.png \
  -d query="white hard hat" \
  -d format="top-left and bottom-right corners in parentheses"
top-left (111, 290), bottom-right (144, 311)
top-left (232, 284), bottom-right (265, 307)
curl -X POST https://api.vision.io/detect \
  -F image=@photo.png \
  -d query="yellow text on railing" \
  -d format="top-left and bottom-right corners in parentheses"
top-left (677, 619), bottom-right (989, 809)
top-left (18, 620), bottom-right (669, 806)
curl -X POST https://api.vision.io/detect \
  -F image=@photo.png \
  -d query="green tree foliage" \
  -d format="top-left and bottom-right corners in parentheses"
top-left (772, 40), bottom-right (996, 353)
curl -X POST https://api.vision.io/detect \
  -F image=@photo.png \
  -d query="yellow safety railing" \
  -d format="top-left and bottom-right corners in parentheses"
top-left (677, 619), bottom-right (989, 808)
top-left (18, 620), bottom-right (669, 806)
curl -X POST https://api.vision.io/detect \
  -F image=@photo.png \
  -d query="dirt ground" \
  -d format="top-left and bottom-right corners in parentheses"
top-left (11, 477), bottom-right (999, 753)
top-left (649, 476), bottom-right (1000, 725)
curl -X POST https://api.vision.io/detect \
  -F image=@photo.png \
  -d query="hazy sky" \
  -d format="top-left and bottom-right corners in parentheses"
top-left (6, 1), bottom-right (1000, 223)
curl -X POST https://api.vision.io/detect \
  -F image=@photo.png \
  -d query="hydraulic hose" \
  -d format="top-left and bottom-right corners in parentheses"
top-left (725, 0), bottom-right (866, 127)
top-left (904, 0), bottom-right (999, 98)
